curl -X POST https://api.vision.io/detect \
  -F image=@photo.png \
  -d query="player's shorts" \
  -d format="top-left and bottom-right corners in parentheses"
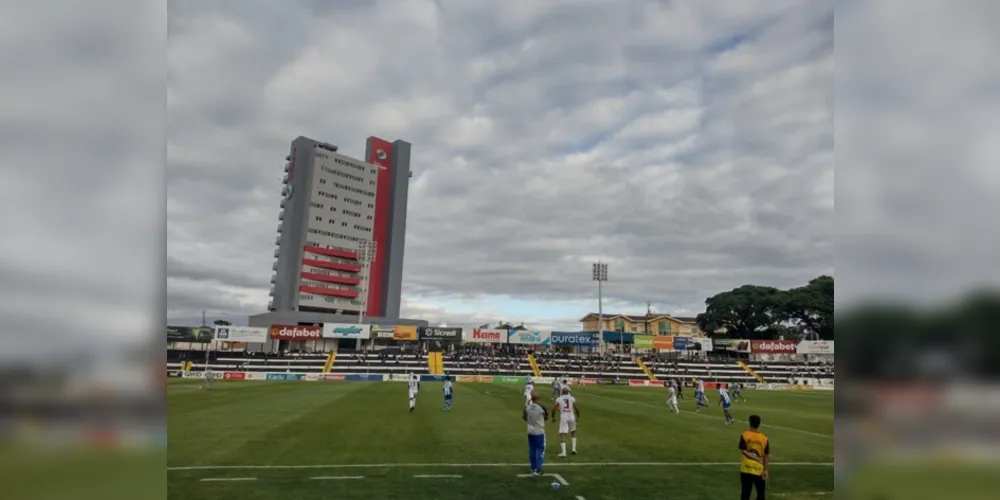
top-left (668, 397), bottom-right (678, 405)
top-left (722, 401), bottom-right (731, 410)
top-left (409, 390), bottom-right (416, 399)
top-left (559, 419), bottom-right (577, 434)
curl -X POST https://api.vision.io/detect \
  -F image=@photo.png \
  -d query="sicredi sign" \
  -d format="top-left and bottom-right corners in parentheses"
top-left (322, 323), bottom-right (372, 339)
top-left (270, 325), bottom-right (322, 340)
top-left (465, 328), bottom-right (505, 343)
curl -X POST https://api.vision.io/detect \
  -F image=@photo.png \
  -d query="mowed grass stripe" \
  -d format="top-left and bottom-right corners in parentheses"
top-left (168, 382), bottom-right (369, 466)
top-left (576, 386), bottom-right (834, 438)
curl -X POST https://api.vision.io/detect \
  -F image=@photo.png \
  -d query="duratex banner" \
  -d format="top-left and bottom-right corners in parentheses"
top-left (549, 332), bottom-right (597, 346)
top-left (419, 326), bottom-right (463, 341)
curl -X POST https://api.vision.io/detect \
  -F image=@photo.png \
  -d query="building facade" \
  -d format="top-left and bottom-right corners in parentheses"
top-left (268, 135), bottom-right (411, 319)
top-left (578, 313), bottom-right (704, 336)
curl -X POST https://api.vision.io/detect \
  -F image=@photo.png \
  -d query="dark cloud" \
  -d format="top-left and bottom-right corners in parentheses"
top-left (165, 0), bottom-right (836, 327)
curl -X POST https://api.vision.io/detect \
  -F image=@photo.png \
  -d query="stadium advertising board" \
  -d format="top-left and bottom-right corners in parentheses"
top-left (456, 375), bottom-right (494, 383)
top-left (182, 371), bottom-right (203, 379)
top-left (507, 330), bottom-right (551, 345)
top-left (419, 326), bottom-right (462, 341)
top-left (549, 332), bottom-right (597, 346)
top-left (421, 375), bottom-right (447, 382)
top-left (245, 372), bottom-right (266, 381)
top-left (322, 323), bottom-right (372, 339)
top-left (495, 376), bottom-right (525, 383)
top-left (213, 326), bottom-right (268, 343)
top-left (167, 370), bottom-right (182, 378)
top-left (390, 374), bottom-right (410, 381)
top-left (575, 378), bottom-right (598, 385)
top-left (167, 325), bottom-right (214, 343)
top-left (465, 328), bottom-right (506, 343)
top-left (714, 339), bottom-right (750, 352)
top-left (673, 336), bottom-right (690, 350)
top-left (751, 339), bottom-right (799, 354)
top-left (223, 372), bottom-right (245, 380)
top-left (797, 340), bottom-right (834, 354)
top-left (629, 380), bottom-right (665, 387)
top-left (346, 374), bottom-right (383, 381)
top-left (633, 335), bottom-right (653, 349)
top-left (690, 338), bottom-right (712, 351)
top-left (371, 326), bottom-right (395, 339)
top-left (266, 373), bottom-right (304, 381)
top-left (270, 324), bottom-right (322, 340)
top-left (323, 374), bottom-right (345, 381)
top-left (652, 336), bottom-right (674, 350)
top-left (393, 325), bottom-right (418, 341)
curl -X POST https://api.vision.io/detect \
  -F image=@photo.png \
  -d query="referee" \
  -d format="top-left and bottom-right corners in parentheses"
top-left (738, 414), bottom-right (769, 500)
top-left (522, 391), bottom-right (548, 475)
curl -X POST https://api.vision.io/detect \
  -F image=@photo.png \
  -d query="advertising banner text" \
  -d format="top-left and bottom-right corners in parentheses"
top-left (751, 339), bottom-right (799, 354)
top-left (796, 340), bottom-right (834, 354)
top-left (549, 332), bottom-right (597, 346)
top-left (507, 330), bottom-right (551, 345)
top-left (393, 325), bottom-right (418, 341)
top-left (214, 326), bottom-right (268, 343)
top-left (652, 336), bottom-right (674, 350)
top-left (167, 326), bottom-right (214, 343)
top-left (465, 328), bottom-right (506, 343)
top-left (270, 324), bottom-right (322, 340)
top-left (419, 327), bottom-right (462, 341)
top-left (322, 323), bottom-right (372, 339)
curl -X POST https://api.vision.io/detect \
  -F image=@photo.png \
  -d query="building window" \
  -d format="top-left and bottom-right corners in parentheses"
top-left (315, 216), bottom-right (322, 222)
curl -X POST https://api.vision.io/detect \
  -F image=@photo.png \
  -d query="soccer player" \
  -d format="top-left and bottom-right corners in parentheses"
top-left (523, 391), bottom-right (548, 475)
top-left (719, 384), bottom-right (734, 425)
top-left (732, 382), bottom-right (747, 402)
top-left (738, 414), bottom-right (769, 500)
top-left (202, 368), bottom-right (213, 390)
top-left (524, 379), bottom-right (535, 406)
top-left (551, 378), bottom-right (561, 399)
top-left (560, 378), bottom-right (570, 392)
top-left (676, 379), bottom-right (684, 399)
top-left (666, 381), bottom-right (680, 413)
top-left (408, 373), bottom-right (419, 412)
top-left (551, 386), bottom-right (579, 456)
top-left (695, 378), bottom-right (709, 411)
top-left (442, 376), bottom-right (454, 411)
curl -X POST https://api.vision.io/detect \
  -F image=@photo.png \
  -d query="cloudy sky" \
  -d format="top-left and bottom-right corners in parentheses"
top-left (167, 0), bottom-right (834, 331)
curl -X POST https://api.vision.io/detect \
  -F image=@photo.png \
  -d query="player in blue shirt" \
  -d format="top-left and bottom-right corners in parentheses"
top-left (443, 376), bottom-right (454, 411)
top-left (551, 378), bottom-right (561, 400)
top-left (732, 382), bottom-right (747, 402)
top-left (719, 384), bottom-right (734, 425)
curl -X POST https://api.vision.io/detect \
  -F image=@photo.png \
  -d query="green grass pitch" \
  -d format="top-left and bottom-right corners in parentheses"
top-left (168, 380), bottom-right (833, 499)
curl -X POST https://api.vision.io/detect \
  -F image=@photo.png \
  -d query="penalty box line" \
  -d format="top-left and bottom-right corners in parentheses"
top-left (169, 461), bottom-right (833, 471)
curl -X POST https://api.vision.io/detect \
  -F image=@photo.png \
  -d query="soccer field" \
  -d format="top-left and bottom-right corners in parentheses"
top-left (167, 380), bottom-right (834, 499)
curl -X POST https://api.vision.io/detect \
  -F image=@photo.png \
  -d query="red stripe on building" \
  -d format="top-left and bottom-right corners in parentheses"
top-left (300, 272), bottom-right (361, 286)
top-left (298, 285), bottom-right (359, 299)
top-left (304, 245), bottom-right (358, 260)
top-left (302, 258), bottom-right (361, 273)
top-left (368, 137), bottom-right (393, 317)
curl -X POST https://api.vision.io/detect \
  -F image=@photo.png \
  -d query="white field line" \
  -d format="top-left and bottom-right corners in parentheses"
top-left (310, 476), bottom-right (364, 480)
top-left (169, 461), bottom-right (832, 471)
top-left (576, 496), bottom-right (587, 500)
top-left (414, 474), bottom-right (462, 478)
top-left (515, 472), bottom-right (568, 485)
top-left (199, 477), bottom-right (256, 482)
top-left (582, 392), bottom-right (833, 439)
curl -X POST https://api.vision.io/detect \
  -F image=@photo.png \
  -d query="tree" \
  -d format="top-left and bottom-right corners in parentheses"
top-left (212, 319), bottom-right (231, 326)
top-left (781, 275), bottom-right (834, 340)
top-left (696, 285), bottom-right (784, 339)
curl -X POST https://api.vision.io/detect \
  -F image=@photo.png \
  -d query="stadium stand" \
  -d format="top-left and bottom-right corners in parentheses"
top-left (167, 346), bottom-right (834, 386)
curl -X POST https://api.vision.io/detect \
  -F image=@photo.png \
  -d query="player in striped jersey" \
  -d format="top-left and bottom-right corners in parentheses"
top-left (719, 384), bottom-right (734, 425)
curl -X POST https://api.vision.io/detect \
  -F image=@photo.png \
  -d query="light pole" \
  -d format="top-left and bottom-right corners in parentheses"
top-left (592, 262), bottom-right (607, 352)
top-left (357, 239), bottom-right (376, 325)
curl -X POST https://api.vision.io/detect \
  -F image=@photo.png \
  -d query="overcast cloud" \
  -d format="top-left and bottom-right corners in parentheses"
top-left (166, 0), bottom-right (834, 331)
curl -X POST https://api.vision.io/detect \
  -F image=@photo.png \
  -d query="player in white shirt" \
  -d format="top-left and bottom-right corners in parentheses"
top-left (408, 373), bottom-right (420, 412)
top-left (550, 387), bottom-right (580, 456)
top-left (666, 381), bottom-right (679, 413)
top-left (551, 379), bottom-right (561, 399)
top-left (524, 380), bottom-right (535, 406)
top-left (695, 378), bottom-right (710, 412)
top-left (202, 368), bottom-right (214, 390)
top-left (719, 384), bottom-right (734, 425)
top-left (560, 378), bottom-right (570, 392)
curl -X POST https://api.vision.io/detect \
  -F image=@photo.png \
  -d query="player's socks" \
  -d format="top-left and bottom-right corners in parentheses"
top-left (571, 437), bottom-right (577, 453)
top-left (560, 443), bottom-right (567, 455)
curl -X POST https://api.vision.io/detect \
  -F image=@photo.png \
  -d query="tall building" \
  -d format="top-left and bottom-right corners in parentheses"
top-left (267, 135), bottom-right (411, 320)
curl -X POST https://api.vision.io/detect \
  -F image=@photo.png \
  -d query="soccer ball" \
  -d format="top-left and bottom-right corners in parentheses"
top-left (551, 481), bottom-right (561, 490)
